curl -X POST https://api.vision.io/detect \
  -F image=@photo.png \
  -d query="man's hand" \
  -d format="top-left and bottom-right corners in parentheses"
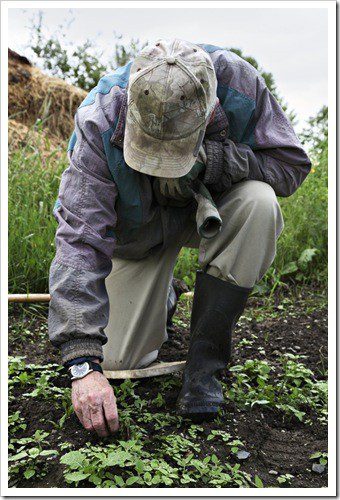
top-left (153, 160), bottom-right (205, 206)
top-left (71, 370), bottom-right (119, 437)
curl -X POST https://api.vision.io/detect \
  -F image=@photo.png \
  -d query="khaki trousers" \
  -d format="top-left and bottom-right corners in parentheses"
top-left (102, 181), bottom-right (283, 371)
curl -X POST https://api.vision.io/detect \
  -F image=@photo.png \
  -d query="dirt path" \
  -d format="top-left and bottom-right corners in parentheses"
top-left (8, 285), bottom-right (327, 489)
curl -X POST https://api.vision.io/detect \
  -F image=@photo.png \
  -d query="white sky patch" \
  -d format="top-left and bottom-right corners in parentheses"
top-left (8, 6), bottom-right (328, 131)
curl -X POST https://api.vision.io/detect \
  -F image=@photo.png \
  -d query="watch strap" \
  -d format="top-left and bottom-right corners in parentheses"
top-left (64, 356), bottom-right (101, 368)
top-left (89, 361), bottom-right (103, 374)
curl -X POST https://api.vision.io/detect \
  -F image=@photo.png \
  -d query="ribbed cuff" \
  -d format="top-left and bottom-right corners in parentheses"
top-left (60, 338), bottom-right (104, 365)
top-left (204, 140), bottom-right (224, 185)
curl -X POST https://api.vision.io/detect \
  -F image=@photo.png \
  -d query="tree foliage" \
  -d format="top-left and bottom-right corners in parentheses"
top-left (29, 13), bottom-right (144, 90)
top-left (300, 106), bottom-right (328, 156)
top-left (28, 12), bottom-right (293, 121)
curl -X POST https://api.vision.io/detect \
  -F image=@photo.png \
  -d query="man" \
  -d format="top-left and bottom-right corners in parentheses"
top-left (48, 39), bottom-right (311, 437)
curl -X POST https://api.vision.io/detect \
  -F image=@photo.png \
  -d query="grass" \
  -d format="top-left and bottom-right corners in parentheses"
top-left (8, 141), bottom-right (67, 293)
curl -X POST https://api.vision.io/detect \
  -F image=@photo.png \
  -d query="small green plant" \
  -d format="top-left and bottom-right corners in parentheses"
top-left (227, 354), bottom-right (327, 423)
top-left (9, 411), bottom-right (27, 434)
top-left (277, 473), bottom-right (294, 486)
top-left (310, 451), bottom-right (328, 466)
top-left (9, 430), bottom-right (58, 483)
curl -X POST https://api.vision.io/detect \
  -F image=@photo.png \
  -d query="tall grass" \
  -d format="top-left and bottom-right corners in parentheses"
top-left (8, 133), bottom-right (327, 293)
top-left (8, 144), bottom-right (67, 293)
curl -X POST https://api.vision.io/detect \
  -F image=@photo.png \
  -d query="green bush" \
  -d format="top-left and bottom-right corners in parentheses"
top-left (275, 138), bottom-right (328, 283)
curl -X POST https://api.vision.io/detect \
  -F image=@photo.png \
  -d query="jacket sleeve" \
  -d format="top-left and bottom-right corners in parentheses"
top-left (48, 109), bottom-right (118, 364)
top-left (204, 59), bottom-right (311, 197)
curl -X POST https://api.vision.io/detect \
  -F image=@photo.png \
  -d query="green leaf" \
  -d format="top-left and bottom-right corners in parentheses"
top-left (40, 449), bottom-right (58, 456)
top-left (298, 248), bottom-right (319, 269)
top-left (126, 476), bottom-right (139, 486)
top-left (64, 471), bottom-right (90, 483)
top-left (28, 447), bottom-right (40, 457)
top-left (254, 475), bottom-right (264, 488)
top-left (143, 472), bottom-right (152, 482)
top-left (60, 450), bottom-right (86, 469)
top-left (24, 469), bottom-right (36, 480)
top-left (9, 451), bottom-right (28, 461)
top-left (251, 399), bottom-right (270, 407)
top-left (281, 261), bottom-right (298, 276)
top-left (114, 475), bottom-right (125, 487)
top-left (89, 474), bottom-right (102, 486)
top-left (310, 451), bottom-right (322, 460)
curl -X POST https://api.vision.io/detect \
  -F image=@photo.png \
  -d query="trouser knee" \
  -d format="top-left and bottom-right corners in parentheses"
top-left (244, 183), bottom-right (283, 235)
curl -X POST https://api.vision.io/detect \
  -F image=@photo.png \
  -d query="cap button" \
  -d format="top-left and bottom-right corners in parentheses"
top-left (166, 56), bottom-right (176, 65)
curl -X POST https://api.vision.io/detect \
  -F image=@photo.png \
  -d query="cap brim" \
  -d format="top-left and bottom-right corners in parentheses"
top-left (123, 111), bottom-right (205, 178)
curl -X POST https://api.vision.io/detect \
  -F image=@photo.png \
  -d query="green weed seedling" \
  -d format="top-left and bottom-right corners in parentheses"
top-left (310, 451), bottom-right (328, 466)
top-left (9, 430), bottom-right (58, 483)
top-left (227, 355), bottom-right (327, 424)
top-left (49, 389), bottom-right (74, 429)
top-left (9, 411), bottom-right (27, 434)
top-left (277, 473), bottom-right (294, 486)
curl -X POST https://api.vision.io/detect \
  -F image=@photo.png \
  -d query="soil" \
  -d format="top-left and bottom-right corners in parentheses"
top-left (8, 285), bottom-right (328, 489)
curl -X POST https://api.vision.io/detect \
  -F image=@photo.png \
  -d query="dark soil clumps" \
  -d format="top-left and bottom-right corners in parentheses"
top-left (8, 286), bottom-right (328, 488)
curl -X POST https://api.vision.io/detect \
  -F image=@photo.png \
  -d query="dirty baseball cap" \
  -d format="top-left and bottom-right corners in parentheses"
top-left (124, 39), bottom-right (217, 178)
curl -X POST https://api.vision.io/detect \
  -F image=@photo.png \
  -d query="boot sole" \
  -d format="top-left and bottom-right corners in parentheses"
top-left (177, 404), bottom-right (220, 422)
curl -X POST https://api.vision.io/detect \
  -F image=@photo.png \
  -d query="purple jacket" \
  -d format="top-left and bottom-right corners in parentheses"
top-left (48, 46), bottom-right (311, 364)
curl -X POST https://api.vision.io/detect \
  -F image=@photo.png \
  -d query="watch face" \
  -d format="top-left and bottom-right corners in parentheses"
top-left (70, 362), bottom-right (90, 379)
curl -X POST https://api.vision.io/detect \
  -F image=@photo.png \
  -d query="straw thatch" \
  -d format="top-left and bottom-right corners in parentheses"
top-left (8, 119), bottom-right (64, 161)
top-left (9, 49), bottom-right (86, 142)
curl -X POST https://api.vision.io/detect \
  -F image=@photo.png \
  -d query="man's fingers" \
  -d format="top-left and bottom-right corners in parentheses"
top-left (72, 395), bottom-right (86, 428)
top-left (89, 407), bottom-right (109, 437)
top-left (81, 405), bottom-right (95, 433)
top-left (103, 396), bottom-right (119, 433)
top-left (71, 372), bottom-right (119, 436)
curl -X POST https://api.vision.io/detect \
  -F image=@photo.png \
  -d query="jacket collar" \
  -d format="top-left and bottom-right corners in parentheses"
top-left (110, 92), bottom-right (228, 149)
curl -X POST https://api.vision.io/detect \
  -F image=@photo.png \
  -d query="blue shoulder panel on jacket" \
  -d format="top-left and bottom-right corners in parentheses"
top-left (201, 44), bottom-right (256, 147)
top-left (67, 130), bottom-right (77, 152)
top-left (217, 85), bottom-right (256, 147)
top-left (66, 62), bottom-right (132, 152)
top-left (79, 61), bottom-right (133, 109)
top-left (101, 128), bottom-right (143, 237)
top-left (200, 43), bottom-right (223, 53)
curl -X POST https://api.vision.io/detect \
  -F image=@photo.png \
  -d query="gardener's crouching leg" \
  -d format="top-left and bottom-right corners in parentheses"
top-left (200, 179), bottom-right (284, 287)
top-left (177, 180), bottom-right (283, 419)
top-left (102, 244), bottom-right (180, 371)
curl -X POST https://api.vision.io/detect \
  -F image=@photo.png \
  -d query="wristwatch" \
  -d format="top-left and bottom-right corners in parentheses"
top-left (69, 361), bottom-right (103, 381)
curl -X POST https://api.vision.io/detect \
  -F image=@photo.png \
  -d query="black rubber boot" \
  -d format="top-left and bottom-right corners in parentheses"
top-left (177, 271), bottom-right (251, 420)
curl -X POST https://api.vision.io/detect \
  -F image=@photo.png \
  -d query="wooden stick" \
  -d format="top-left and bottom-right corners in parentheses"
top-left (9, 292), bottom-right (194, 303)
top-left (8, 293), bottom-right (51, 303)
top-left (104, 360), bottom-right (186, 380)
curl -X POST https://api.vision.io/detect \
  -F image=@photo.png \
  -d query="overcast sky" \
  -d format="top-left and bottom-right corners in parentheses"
top-left (8, 6), bottom-right (328, 131)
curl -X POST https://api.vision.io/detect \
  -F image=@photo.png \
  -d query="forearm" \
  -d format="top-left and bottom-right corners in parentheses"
top-left (48, 257), bottom-right (112, 364)
top-left (204, 139), bottom-right (311, 197)
top-left (48, 159), bottom-right (117, 364)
